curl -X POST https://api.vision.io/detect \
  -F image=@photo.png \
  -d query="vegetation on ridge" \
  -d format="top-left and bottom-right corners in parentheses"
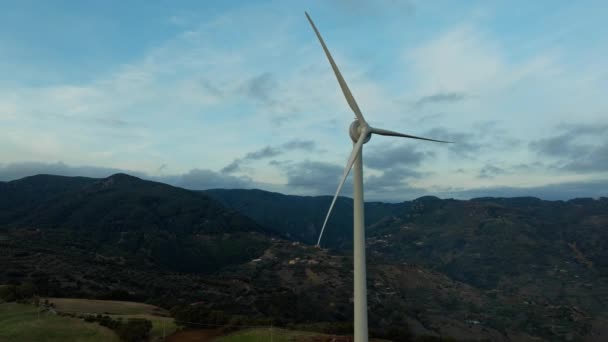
top-left (1, 174), bottom-right (607, 341)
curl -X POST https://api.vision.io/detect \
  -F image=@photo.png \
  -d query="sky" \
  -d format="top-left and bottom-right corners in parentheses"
top-left (1, 0), bottom-right (607, 201)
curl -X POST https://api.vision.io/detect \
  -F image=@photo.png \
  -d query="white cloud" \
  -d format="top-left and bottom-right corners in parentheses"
top-left (1, 3), bottom-right (607, 199)
top-left (406, 25), bottom-right (503, 95)
top-left (404, 24), bottom-right (561, 100)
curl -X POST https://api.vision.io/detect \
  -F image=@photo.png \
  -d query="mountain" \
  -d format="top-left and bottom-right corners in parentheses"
top-left (0, 174), bottom-right (270, 273)
top-left (0, 230), bottom-right (559, 341)
top-left (204, 189), bottom-right (608, 280)
top-left (2, 174), bottom-right (262, 233)
top-left (2, 174), bottom-right (608, 341)
top-left (204, 188), bottom-right (608, 339)
top-left (0, 174), bottom-right (94, 222)
top-left (366, 196), bottom-right (608, 287)
top-left (203, 188), bottom-right (407, 248)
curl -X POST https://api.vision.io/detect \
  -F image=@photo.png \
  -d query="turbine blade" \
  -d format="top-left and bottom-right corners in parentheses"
top-left (370, 127), bottom-right (453, 143)
top-left (305, 12), bottom-right (367, 124)
top-left (317, 128), bottom-right (369, 247)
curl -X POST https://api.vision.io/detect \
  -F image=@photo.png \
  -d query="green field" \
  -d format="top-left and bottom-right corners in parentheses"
top-left (0, 302), bottom-right (119, 342)
top-left (214, 328), bottom-right (323, 342)
top-left (48, 297), bottom-right (166, 315)
top-left (48, 298), bottom-right (177, 340)
top-left (213, 328), bottom-right (391, 342)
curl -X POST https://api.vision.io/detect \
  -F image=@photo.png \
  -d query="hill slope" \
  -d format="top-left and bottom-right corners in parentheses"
top-left (2, 174), bottom-right (608, 341)
top-left (204, 188), bottom-right (608, 339)
top-left (203, 188), bottom-right (406, 247)
top-left (0, 174), bottom-right (269, 273)
top-left (2, 174), bottom-right (263, 234)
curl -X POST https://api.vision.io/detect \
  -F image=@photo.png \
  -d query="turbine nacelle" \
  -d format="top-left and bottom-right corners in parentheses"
top-left (349, 120), bottom-right (371, 144)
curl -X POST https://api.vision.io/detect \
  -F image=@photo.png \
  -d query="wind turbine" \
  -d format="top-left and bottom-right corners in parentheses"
top-left (305, 12), bottom-right (452, 342)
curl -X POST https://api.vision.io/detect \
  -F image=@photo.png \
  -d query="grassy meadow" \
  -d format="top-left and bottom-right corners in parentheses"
top-left (0, 302), bottom-right (119, 342)
top-left (214, 327), bottom-right (327, 342)
top-left (48, 297), bottom-right (166, 315)
top-left (48, 297), bottom-right (177, 340)
top-left (213, 328), bottom-right (394, 342)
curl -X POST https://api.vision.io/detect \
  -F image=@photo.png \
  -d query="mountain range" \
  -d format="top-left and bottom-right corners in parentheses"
top-left (1, 173), bottom-right (607, 341)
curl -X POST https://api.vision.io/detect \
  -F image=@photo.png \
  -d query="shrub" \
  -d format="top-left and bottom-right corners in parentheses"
top-left (118, 319), bottom-right (152, 342)
top-left (84, 315), bottom-right (152, 342)
top-left (0, 285), bottom-right (17, 302)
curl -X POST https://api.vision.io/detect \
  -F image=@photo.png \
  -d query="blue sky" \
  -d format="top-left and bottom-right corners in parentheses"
top-left (1, 0), bottom-right (607, 201)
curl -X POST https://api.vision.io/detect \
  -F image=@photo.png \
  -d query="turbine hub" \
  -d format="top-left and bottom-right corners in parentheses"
top-left (349, 120), bottom-right (371, 144)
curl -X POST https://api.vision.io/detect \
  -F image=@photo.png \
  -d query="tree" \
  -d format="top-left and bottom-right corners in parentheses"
top-left (118, 318), bottom-right (152, 342)
top-left (0, 285), bottom-right (17, 302)
top-left (16, 282), bottom-right (36, 299)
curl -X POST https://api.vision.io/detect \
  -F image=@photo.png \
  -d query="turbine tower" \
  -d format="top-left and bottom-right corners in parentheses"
top-left (305, 12), bottom-right (452, 342)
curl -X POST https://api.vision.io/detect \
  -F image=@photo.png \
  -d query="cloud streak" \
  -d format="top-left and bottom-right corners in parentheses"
top-left (222, 139), bottom-right (318, 174)
top-left (529, 122), bottom-right (608, 172)
top-left (478, 164), bottom-right (508, 179)
top-left (412, 91), bottom-right (468, 109)
top-left (364, 142), bottom-right (430, 170)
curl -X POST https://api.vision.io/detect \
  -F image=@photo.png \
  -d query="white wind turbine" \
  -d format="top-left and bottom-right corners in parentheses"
top-left (305, 12), bottom-right (452, 342)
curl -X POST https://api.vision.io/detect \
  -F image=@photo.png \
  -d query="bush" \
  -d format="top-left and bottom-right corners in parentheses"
top-left (118, 319), bottom-right (152, 342)
top-left (384, 326), bottom-right (413, 341)
top-left (17, 282), bottom-right (36, 299)
top-left (0, 282), bottom-right (37, 302)
top-left (0, 285), bottom-right (17, 302)
top-left (84, 315), bottom-right (151, 342)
